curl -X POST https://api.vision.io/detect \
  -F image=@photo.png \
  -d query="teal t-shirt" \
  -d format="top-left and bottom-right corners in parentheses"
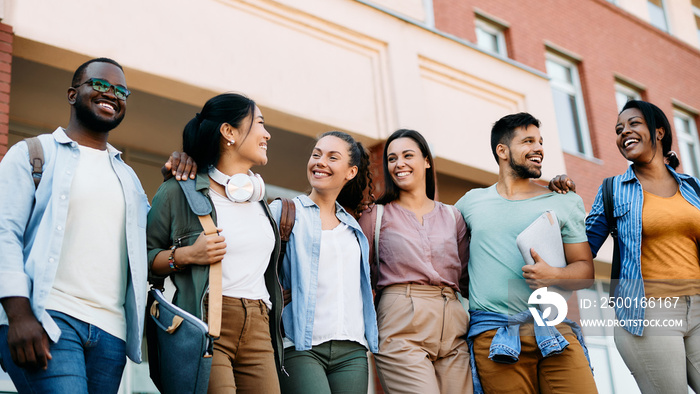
top-left (454, 184), bottom-right (587, 314)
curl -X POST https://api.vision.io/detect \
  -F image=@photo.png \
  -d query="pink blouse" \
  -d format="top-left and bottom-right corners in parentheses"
top-left (358, 201), bottom-right (469, 294)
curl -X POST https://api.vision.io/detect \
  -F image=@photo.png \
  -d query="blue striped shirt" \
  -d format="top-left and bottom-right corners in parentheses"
top-left (586, 165), bottom-right (700, 336)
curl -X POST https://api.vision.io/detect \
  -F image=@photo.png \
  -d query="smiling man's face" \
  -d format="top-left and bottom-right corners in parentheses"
top-left (71, 62), bottom-right (127, 133)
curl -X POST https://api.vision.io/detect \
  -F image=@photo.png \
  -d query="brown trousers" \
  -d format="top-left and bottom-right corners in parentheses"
top-left (472, 324), bottom-right (597, 394)
top-left (207, 296), bottom-right (280, 394)
top-left (374, 284), bottom-right (473, 394)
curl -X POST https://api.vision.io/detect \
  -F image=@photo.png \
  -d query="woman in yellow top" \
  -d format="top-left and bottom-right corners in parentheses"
top-left (585, 100), bottom-right (700, 393)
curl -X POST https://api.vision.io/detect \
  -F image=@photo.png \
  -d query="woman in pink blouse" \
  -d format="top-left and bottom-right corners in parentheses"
top-left (358, 129), bottom-right (471, 394)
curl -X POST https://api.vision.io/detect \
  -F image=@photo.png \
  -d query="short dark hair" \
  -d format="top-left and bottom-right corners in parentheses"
top-left (376, 129), bottom-right (436, 204)
top-left (490, 112), bottom-right (541, 163)
top-left (317, 131), bottom-right (373, 216)
top-left (620, 100), bottom-right (678, 169)
top-left (182, 93), bottom-right (256, 171)
top-left (71, 58), bottom-right (124, 87)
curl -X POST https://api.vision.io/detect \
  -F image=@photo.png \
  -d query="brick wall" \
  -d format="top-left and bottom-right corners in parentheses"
top-left (433, 0), bottom-right (700, 210)
top-left (0, 22), bottom-right (11, 161)
top-left (368, 142), bottom-right (385, 202)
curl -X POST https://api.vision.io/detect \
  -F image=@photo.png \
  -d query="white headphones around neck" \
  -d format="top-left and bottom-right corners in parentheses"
top-left (208, 167), bottom-right (265, 203)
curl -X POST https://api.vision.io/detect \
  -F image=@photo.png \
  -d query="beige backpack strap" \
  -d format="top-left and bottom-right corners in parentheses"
top-left (374, 204), bottom-right (384, 265)
top-left (197, 214), bottom-right (222, 338)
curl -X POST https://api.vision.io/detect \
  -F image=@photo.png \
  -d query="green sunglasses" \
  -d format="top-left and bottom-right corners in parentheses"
top-left (74, 78), bottom-right (131, 100)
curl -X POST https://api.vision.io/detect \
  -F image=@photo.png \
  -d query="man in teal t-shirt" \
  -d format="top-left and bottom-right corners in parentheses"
top-left (454, 112), bottom-right (596, 393)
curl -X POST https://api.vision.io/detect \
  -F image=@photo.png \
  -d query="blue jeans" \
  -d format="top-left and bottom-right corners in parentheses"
top-left (0, 310), bottom-right (126, 394)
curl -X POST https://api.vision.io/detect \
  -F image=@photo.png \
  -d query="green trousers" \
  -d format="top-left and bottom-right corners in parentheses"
top-left (279, 340), bottom-right (369, 394)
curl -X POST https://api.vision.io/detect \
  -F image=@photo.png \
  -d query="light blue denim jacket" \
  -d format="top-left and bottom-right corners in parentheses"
top-left (0, 128), bottom-right (149, 363)
top-left (467, 309), bottom-right (591, 394)
top-left (270, 195), bottom-right (379, 353)
top-left (586, 165), bottom-right (700, 336)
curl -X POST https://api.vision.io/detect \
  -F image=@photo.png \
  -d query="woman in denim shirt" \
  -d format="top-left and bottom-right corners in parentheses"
top-left (586, 100), bottom-right (700, 393)
top-left (270, 131), bottom-right (379, 394)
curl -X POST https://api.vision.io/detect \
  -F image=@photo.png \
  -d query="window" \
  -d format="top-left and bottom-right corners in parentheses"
top-left (615, 83), bottom-right (642, 112)
top-left (545, 52), bottom-right (592, 156)
top-left (475, 16), bottom-right (507, 56)
top-left (693, 0), bottom-right (700, 44)
top-left (674, 109), bottom-right (700, 177)
top-left (647, 0), bottom-right (669, 32)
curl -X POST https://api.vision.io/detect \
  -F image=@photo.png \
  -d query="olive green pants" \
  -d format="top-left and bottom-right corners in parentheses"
top-left (279, 340), bottom-right (368, 394)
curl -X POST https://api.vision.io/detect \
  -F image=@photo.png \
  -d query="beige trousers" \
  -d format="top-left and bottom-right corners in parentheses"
top-left (374, 284), bottom-right (473, 394)
top-left (207, 296), bottom-right (280, 394)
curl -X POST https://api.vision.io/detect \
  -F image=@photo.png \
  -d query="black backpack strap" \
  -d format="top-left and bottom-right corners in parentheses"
top-left (25, 137), bottom-right (44, 189)
top-left (602, 176), bottom-right (621, 301)
top-left (687, 178), bottom-right (700, 197)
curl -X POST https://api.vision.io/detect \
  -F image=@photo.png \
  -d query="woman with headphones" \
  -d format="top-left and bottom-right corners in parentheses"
top-left (147, 93), bottom-right (283, 393)
top-left (270, 131), bottom-right (378, 394)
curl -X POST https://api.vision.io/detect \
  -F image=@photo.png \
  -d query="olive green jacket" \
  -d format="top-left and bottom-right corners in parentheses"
top-left (146, 174), bottom-right (284, 369)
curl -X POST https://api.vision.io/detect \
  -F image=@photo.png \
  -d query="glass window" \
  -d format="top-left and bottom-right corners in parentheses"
top-left (647, 0), bottom-right (669, 32)
top-left (615, 83), bottom-right (642, 112)
top-left (674, 109), bottom-right (700, 176)
top-left (475, 17), bottom-right (507, 57)
top-left (546, 53), bottom-right (592, 156)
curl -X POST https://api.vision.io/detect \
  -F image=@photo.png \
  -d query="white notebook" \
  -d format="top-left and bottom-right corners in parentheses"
top-left (516, 210), bottom-right (566, 268)
top-left (516, 210), bottom-right (571, 299)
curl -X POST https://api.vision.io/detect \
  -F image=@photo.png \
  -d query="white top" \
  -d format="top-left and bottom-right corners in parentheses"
top-left (311, 223), bottom-right (367, 347)
top-left (210, 190), bottom-right (273, 309)
top-left (47, 145), bottom-right (127, 340)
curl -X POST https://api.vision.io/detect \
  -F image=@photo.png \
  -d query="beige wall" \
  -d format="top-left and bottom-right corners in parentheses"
top-left (5, 0), bottom-right (567, 191)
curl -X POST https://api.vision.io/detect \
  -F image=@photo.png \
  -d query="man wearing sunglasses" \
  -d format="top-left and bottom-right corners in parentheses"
top-left (0, 58), bottom-right (148, 393)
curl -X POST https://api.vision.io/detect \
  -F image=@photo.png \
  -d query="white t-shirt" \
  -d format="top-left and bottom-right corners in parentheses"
top-left (311, 223), bottom-right (367, 348)
top-left (47, 145), bottom-right (127, 340)
top-left (210, 190), bottom-right (274, 309)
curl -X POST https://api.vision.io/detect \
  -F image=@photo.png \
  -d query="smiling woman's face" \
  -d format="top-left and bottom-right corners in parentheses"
top-left (616, 108), bottom-right (661, 163)
top-left (386, 137), bottom-right (430, 193)
top-left (307, 135), bottom-right (356, 195)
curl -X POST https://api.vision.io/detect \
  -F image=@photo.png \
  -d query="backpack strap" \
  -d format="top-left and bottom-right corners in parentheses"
top-left (687, 178), bottom-right (700, 197)
top-left (275, 197), bottom-right (296, 264)
top-left (602, 176), bottom-right (621, 301)
top-left (25, 137), bottom-right (44, 189)
top-left (374, 204), bottom-right (384, 266)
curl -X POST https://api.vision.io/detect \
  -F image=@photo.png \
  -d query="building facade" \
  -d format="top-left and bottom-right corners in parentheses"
top-left (429, 0), bottom-right (700, 392)
top-left (0, 0), bottom-right (698, 392)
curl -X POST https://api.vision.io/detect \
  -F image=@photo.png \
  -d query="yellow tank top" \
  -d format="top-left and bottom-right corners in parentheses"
top-left (641, 189), bottom-right (700, 297)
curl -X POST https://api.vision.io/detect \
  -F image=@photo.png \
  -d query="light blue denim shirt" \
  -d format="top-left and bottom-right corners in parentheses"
top-left (586, 165), bottom-right (700, 336)
top-left (467, 309), bottom-right (591, 394)
top-left (0, 128), bottom-right (149, 363)
top-left (270, 195), bottom-right (378, 353)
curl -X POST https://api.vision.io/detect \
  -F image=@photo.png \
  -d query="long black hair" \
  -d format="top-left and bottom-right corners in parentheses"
top-left (318, 131), bottom-right (373, 216)
top-left (182, 93), bottom-right (256, 171)
top-left (620, 100), bottom-right (678, 169)
top-left (376, 129), bottom-right (436, 205)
